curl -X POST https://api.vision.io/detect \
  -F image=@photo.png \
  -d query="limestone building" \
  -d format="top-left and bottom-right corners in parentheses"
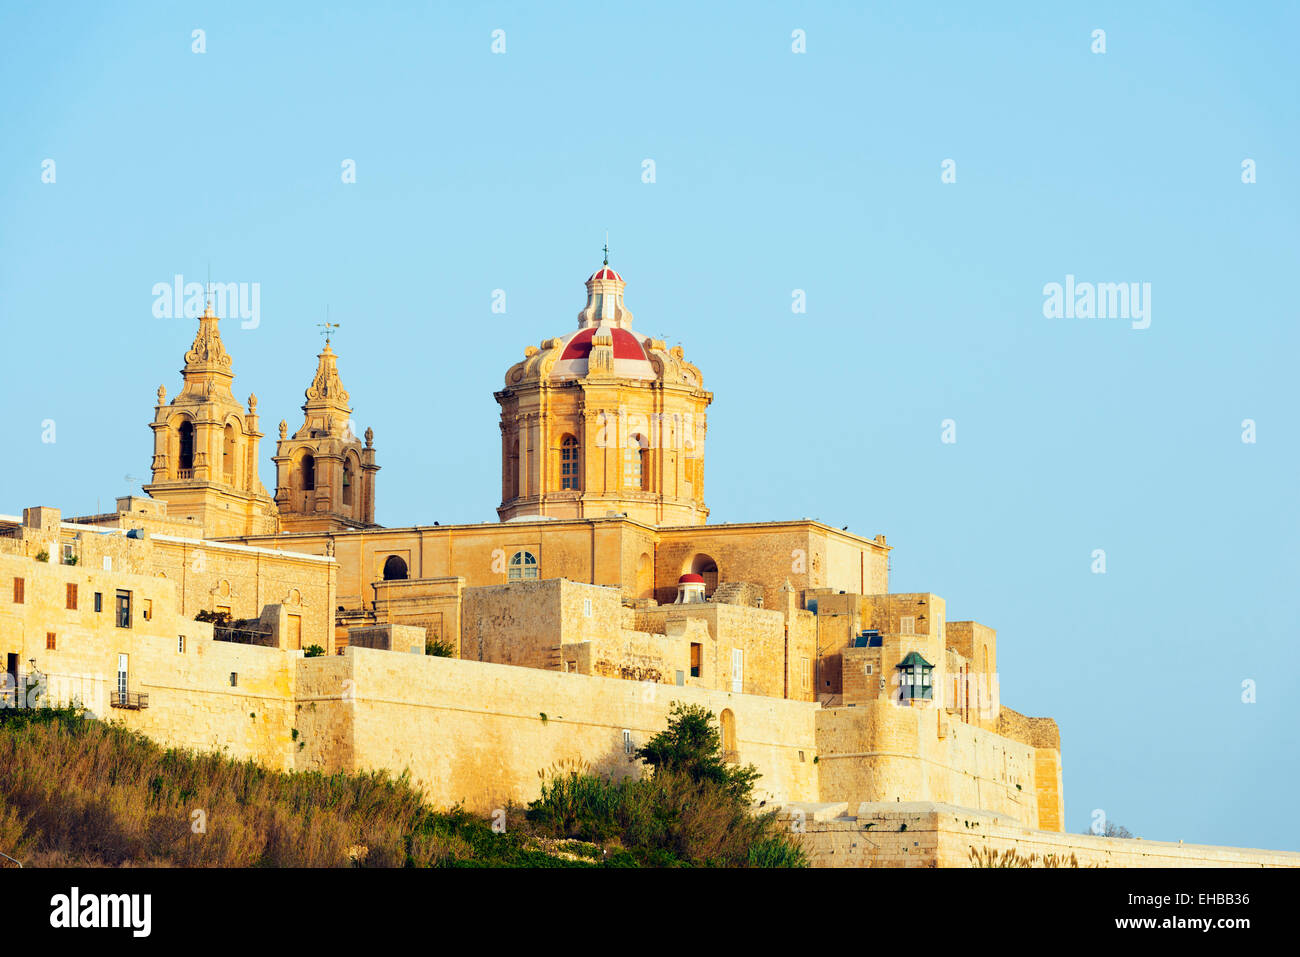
top-left (7, 254), bottom-right (1287, 866)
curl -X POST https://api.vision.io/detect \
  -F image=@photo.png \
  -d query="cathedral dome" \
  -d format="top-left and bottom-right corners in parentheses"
top-left (495, 252), bottom-right (713, 527)
top-left (551, 325), bottom-right (653, 380)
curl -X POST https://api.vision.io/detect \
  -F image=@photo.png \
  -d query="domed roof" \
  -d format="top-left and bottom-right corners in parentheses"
top-left (678, 573), bottom-right (706, 584)
top-left (551, 325), bottom-right (653, 380)
top-left (502, 259), bottom-right (707, 392)
top-left (559, 326), bottom-right (646, 361)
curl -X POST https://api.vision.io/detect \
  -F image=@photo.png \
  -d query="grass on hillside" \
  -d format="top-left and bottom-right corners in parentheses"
top-left (0, 707), bottom-right (586, 867)
top-left (0, 705), bottom-right (805, 868)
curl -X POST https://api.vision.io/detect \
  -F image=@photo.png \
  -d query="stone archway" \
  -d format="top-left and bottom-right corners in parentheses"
top-left (686, 553), bottom-right (718, 597)
top-left (382, 555), bottom-right (408, 581)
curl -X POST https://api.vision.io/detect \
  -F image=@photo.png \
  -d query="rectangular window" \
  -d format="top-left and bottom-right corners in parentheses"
top-left (102, 556), bottom-right (112, 572)
top-left (583, 598), bottom-right (592, 618)
top-left (46, 632), bottom-right (56, 650)
top-left (899, 616), bottom-right (915, 635)
top-left (115, 590), bottom-right (132, 628)
top-left (230, 672), bottom-right (238, 687)
top-left (66, 583), bottom-right (78, 610)
top-left (865, 663), bottom-right (874, 675)
top-left (178, 635), bottom-right (186, 654)
top-left (622, 729), bottom-right (633, 754)
top-left (62, 543), bottom-right (76, 565)
top-left (93, 592), bottom-right (103, 613)
top-left (13, 578), bottom-right (23, 604)
top-left (690, 642), bottom-right (702, 678)
top-left (731, 648), bottom-right (744, 694)
top-left (142, 599), bottom-right (153, 621)
top-left (800, 656), bottom-right (810, 688)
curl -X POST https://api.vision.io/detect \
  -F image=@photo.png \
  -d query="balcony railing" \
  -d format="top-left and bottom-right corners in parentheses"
top-left (213, 624), bottom-right (273, 646)
top-left (177, 469), bottom-right (194, 479)
top-left (110, 690), bottom-right (149, 710)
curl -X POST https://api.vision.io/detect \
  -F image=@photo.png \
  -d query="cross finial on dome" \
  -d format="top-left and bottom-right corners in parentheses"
top-left (602, 240), bottom-right (609, 266)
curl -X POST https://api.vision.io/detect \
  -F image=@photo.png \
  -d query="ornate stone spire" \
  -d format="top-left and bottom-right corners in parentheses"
top-left (299, 341), bottom-right (351, 436)
top-left (273, 336), bottom-right (378, 530)
top-left (179, 300), bottom-right (235, 400)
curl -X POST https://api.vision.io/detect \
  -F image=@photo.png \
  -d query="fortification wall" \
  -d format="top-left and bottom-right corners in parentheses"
top-left (797, 803), bottom-right (1300, 868)
top-left (816, 701), bottom-right (1049, 828)
top-left (305, 647), bottom-right (821, 813)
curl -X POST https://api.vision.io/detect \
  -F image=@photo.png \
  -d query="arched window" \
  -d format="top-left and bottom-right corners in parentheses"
top-left (342, 457), bottom-right (354, 506)
top-left (689, 554), bottom-right (719, 597)
top-left (223, 424), bottom-right (236, 481)
top-left (560, 435), bottom-right (580, 490)
top-left (300, 454), bottom-right (315, 491)
top-left (382, 555), bottom-right (408, 581)
top-left (508, 550), bottom-right (538, 582)
top-left (177, 421), bottom-right (194, 474)
top-left (624, 433), bottom-right (647, 490)
top-left (719, 709), bottom-right (737, 762)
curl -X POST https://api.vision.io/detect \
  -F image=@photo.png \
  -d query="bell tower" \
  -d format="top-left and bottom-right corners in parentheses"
top-left (273, 337), bottom-right (378, 531)
top-left (144, 300), bottom-right (277, 536)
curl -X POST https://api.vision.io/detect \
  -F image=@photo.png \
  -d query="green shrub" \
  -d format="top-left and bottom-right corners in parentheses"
top-left (425, 638), bottom-right (456, 657)
top-left (525, 703), bottom-right (806, 867)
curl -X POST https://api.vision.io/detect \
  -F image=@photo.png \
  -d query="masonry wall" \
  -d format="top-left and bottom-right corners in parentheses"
top-left (816, 700), bottom-right (1045, 827)
top-left (147, 534), bottom-right (336, 653)
top-left (798, 804), bottom-right (1300, 868)
top-left (635, 602), bottom-right (788, 698)
top-left (301, 647), bottom-right (820, 813)
top-left (460, 579), bottom-right (625, 670)
top-left (654, 524), bottom-right (889, 612)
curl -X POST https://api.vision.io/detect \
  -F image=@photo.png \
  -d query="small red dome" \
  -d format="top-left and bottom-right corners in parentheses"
top-left (678, 573), bottom-right (706, 584)
top-left (588, 267), bottom-right (623, 282)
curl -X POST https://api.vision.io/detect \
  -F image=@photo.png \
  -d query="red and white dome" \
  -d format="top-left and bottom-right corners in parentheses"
top-left (546, 261), bottom-right (656, 380)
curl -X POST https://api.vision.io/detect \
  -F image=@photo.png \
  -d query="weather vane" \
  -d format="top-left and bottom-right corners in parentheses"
top-left (318, 306), bottom-right (339, 344)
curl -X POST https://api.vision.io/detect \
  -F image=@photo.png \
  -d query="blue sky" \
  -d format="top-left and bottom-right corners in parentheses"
top-left (1, 2), bottom-right (1297, 850)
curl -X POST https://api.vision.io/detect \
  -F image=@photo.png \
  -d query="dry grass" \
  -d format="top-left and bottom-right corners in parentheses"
top-left (0, 708), bottom-right (534, 867)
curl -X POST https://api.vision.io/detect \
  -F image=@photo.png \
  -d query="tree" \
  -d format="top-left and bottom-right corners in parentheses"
top-left (1086, 821), bottom-right (1134, 839)
top-left (635, 702), bottom-right (759, 803)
